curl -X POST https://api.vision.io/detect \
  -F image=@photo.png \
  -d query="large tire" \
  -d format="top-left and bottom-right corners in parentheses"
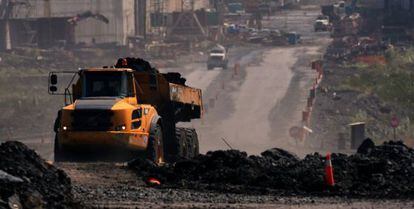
top-left (174, 127), bottom-right (188, 159)
top-left (53, 111), bottom-right (70, 162)
top-left (185, 128), bottom-right (199, 158)
top-left (54, 135), bottom-right (71, 162)
top-left (53, 111), bottom-right (62, 133)
top-left (192, 130), bottom-right (200, 157)
top-left (174, 127), bottom-right (199, 159)
top-left (147, 123), bottom-right (164, 164)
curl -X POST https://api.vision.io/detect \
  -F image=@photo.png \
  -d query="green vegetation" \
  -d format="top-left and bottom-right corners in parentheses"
top-left (343, 48), bottom-right (414, 119)
top-left (341, 48), bottom-right (414, 143)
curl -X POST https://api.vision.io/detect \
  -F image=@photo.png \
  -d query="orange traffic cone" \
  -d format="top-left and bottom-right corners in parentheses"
top-left (325, 153), bottom-right (335, 187)
top-left (147, 177), bottom-right (161, 186)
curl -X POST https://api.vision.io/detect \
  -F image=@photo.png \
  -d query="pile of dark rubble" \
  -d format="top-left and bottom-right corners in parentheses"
top-left (0, 141), bottom-right (80, 209)
top-left (129, 139), bottom-right (414, 198)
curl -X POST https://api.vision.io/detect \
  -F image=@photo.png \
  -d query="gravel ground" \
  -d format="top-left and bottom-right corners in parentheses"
top-left (58, 161), bottom-right (414, 209)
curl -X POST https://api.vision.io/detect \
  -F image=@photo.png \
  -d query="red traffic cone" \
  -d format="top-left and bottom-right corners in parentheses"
top-left (325, 153), bottom-right (335, 187)
top-left (146, 177), bottom-right (161, 186)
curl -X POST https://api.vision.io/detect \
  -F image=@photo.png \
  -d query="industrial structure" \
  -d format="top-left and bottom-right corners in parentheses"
top-left (0, 0), bottom-right (214, 50)
top-left (0, 0), bottom-right (136, 49)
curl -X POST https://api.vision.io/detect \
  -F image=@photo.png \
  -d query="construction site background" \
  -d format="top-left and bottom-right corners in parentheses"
top-left (0, 0), bottom-right (300, 145)
top-left (2, 0), bottom-right (414, 152)
top-left (307, 0), bottom-right (414, 152)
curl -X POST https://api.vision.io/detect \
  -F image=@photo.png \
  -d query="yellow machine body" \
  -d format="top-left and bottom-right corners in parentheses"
top-left (54, 67), bottom-right (202, 154)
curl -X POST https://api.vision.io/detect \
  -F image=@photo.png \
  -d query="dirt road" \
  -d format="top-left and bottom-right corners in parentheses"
top-left (194, 48), bottom-right (297, 154)
top-left (161, 10), bottom-right (329, 155)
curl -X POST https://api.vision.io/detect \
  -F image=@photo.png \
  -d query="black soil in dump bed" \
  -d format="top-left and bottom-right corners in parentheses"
top-left (128, 139), bottom-right (414, 198)
top-left (0, 141), bottom-right (80, 209)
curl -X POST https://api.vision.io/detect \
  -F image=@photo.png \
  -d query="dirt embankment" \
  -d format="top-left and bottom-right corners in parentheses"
top-left (308, 57), bottom-right (414, 151)
top-left (0, 141), bottom-right (81, 209)
top-left (2, 139), bottom-right (414, 209)
top-left (128, 139), bottom-right (414, 198)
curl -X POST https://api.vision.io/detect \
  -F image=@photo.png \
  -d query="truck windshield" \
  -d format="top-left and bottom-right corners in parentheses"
top-left (82, 72), bottom-right (128, 97)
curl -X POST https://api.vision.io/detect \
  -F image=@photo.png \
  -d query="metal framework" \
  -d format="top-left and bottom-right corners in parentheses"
top-left (167, 0), bottom-right (206, 39)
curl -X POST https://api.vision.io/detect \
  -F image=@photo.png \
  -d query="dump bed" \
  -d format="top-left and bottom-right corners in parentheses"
top-left (133, 71), bottom-right (203, 122)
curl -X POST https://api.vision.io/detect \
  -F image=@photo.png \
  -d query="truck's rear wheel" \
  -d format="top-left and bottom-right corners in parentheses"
top-left (174, 127), bottom-right (187, 159)
top-left (147, 124), bottom-right (164, 164)
top-left (185, 128), bottom-right (199, 158)
top-left (174, 127), bottom-right (199, 159)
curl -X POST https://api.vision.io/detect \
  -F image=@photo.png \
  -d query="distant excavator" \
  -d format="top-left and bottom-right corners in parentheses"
top-left (67, 11), bottom-right (109, 25)
top-left (49, 58), bottom-right (203, 164)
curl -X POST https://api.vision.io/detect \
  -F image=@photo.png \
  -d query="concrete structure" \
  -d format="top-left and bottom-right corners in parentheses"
top-left (1, 0), bottom-right (212, 50)
top-left (5, 0), bottom-right (135, 47)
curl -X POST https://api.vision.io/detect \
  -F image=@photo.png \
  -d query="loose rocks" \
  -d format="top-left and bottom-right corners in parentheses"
top-left (0, 141), bottom-right (80, 209)
top-left (129, 140), bottom-right (414, 198)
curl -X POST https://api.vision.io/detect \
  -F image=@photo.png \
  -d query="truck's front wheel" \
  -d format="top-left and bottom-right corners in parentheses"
top-left (54, 135), bottom-right (71, 162)
top-left (147, 123), bottom-right (164, 165)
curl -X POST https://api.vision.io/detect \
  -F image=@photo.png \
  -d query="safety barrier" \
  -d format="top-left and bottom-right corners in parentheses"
top-left (299, 59), bottom-right (324, 142)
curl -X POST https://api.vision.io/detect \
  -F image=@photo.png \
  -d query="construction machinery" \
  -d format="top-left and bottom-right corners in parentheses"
top-left (49, 58), bottom-right (203, 164)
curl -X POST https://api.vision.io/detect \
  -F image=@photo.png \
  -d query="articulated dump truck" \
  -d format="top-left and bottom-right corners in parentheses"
top-left (48, 58), bottom-right (202, 164)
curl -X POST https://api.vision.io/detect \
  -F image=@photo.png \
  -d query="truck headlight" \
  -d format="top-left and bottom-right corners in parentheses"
top-left (115, 125), bottom-right (126, 131)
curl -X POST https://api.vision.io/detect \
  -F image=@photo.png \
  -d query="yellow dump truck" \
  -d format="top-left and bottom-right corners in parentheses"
top-left (49, 58), bottom-right (202, 163)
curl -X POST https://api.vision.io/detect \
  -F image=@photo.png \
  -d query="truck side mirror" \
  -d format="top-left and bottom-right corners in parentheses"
top-left (49, 86), bottom-right (57, 92)
top-left (51, 74), bottom-right (58, 85)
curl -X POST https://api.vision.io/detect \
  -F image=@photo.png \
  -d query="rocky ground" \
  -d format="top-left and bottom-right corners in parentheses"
top-left (4, 139), bottom-right (414, 209)
top-left (126, 139), bottom-right (414, 198)
top-left (0, 141), bottom-right (80, 209)
top-left (59, 139), bottom-right (414, 209)
top-left (308, 43), bottom-right (414, 152)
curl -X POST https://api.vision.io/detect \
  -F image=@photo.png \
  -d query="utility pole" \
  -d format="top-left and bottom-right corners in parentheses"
top-left (0, 0), bottom-right (12, 50)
